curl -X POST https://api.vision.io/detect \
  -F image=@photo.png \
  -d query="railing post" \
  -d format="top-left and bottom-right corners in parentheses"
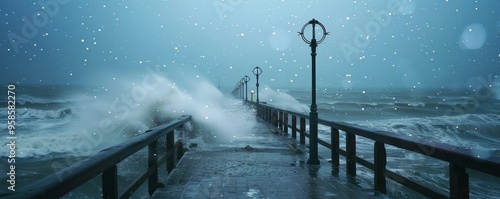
top-left (331, 128), bottom-right (340, 175)
top-left (262, 106), bottom-right (265, 120)
top-left (291, 115), bottom-right (297, 139)
top-left (177, 141), bottom-right (184, 160)
top-left (266, 107), bottom-right (269, 121)
top-left (256, 103), bottom-right (260, 117)
top-left (148, 140), bottom-right (158, 196)
top-left (268, 108), bottom-right (272, 123)
top-left (299, 117), bottom-right (306, 145)
top-left (374, 141), bottom-right (387, 193)
top-left (263, 106), bottom-right (265, 121)
top-left (260, 105), bottom-right (263, 119)
top-left (269, 108), bottom-right (272, 123)
top-left (259, 105), bottom-right (263, 120)
top-left (260, 106), bottom-right (263, 120)
top-left (270, 108), bottom-right (273, 124)
top-left (276, 110), bottom-right (279, 129)
top-left (166, 131), bottom-right (175, 173)
top-left (279, 111), bottom-right (283, 131)
top-left (450, 163), bottom-right (469, 199)
top-left (273, 110), bottom-right (279, 127)
top-left (284, 113), bottom-right (288, 134)
top-left (276, 110), bottom-right (280, 128)
top-left (263, 106), bottom-right (267, 121)
top-left (346, 132), bottom-right (356, 176)
top-left (102, 165), bottom-right (118, 199)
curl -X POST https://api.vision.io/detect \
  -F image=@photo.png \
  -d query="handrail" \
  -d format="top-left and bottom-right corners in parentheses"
top-left (252, 102), bottom-right (500, 198)
top-left (4, 115), bottom-right (191, 199)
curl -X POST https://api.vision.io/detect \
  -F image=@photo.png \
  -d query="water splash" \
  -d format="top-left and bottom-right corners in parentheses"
top-left (259, 85), bottom-right (309, 113)
top-left (4, 75), bottom-right (257, 158)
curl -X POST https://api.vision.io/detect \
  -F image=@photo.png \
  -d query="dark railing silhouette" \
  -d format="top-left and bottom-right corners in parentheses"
top-left (4, 115), bottom-right (191, 199)
top-left (253, 102), bottom-right (500, 199)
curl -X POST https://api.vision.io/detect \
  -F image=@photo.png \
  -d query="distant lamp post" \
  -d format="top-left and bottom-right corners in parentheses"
top-left (252, 66), bottom-right (262, 104)
top-left (238, 79), bottom-right (241, 99)
top-left (243, 75), bottom-right (250, 101)
top-left (250, 90), bottom-right (255, 102)
top-left (299, 18), bottom-right (328, 165)
top-left (240, 79), bottom-right (245, 100)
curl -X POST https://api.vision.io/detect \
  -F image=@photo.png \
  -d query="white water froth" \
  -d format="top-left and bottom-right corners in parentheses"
top-left (258, 85), bottom-right (309, 113)
top-left (2, 76), bottom-right (257, 158)
top-left (359, 113), bottom-right (500, 159)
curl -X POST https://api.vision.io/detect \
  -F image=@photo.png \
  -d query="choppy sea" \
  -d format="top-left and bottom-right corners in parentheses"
top-left (1, 83), bottom-right (499, 198)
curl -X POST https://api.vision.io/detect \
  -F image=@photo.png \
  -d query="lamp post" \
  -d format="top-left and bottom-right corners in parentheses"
top-left (250, 90), bottom-right (254, 102)
top-left (240, 79), bottom-right (244, 100)
top-left (238, 79), bottom-right (241, 99)
top-left (252, 66), bottom-right (262, 104)
top-left (243, 75), bottom-right (250, 101)
top-left (299, 18), bottom-right (328, 165)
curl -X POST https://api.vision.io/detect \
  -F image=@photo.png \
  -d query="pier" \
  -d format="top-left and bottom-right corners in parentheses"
top-left (150, 115), bottom-right (373, 199)
top-left (3, 102), bottom-right (500, 198)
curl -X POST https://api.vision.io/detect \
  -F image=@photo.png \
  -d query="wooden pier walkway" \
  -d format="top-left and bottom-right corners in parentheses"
top-left (151, 118), bottom-right (379, 199)
top-left (9, 104), bottom-right (497, 198)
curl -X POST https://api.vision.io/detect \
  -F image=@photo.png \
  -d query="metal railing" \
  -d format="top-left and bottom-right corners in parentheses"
top-left (253, 102), bottom-right (500, 199)
top-left (4, 115), bottom-right (191, 199)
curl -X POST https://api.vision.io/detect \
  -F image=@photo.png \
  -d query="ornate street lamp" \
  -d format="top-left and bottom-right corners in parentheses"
top-left (298, 18), bottom-right (328, 165)
top-left (243, 75), bottom-right (250, 101)
top-left (240, 79), bottom-right (245, 100)
top-left (252, 66), bottom-right (262, 104)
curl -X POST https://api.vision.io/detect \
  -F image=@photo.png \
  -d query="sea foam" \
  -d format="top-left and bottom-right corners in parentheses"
top-left (1, 75), bottom-right (258, 158)
top-left (258, 85), bottom-right (310, 113)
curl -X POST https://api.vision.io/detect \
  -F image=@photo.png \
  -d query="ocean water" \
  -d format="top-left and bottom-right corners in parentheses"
top-left (1, 82), bottom-right (499, 198)
top-left (264, 87), bottom-right (500, 198)
top-left (1, 0), bottom-right (500, 198)
top-left (0, 79), bottom-right (260, 198)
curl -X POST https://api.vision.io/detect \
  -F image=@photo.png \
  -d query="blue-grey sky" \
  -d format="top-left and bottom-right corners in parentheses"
top-left (1, 0), bottom-right (499, 89)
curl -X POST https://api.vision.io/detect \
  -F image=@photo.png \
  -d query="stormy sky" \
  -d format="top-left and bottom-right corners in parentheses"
top-left (1, 0), bottom-right (499, 90)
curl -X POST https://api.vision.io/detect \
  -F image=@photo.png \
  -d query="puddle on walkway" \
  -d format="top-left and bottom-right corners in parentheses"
top-left (245, 188), bottom-right (262, 198)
